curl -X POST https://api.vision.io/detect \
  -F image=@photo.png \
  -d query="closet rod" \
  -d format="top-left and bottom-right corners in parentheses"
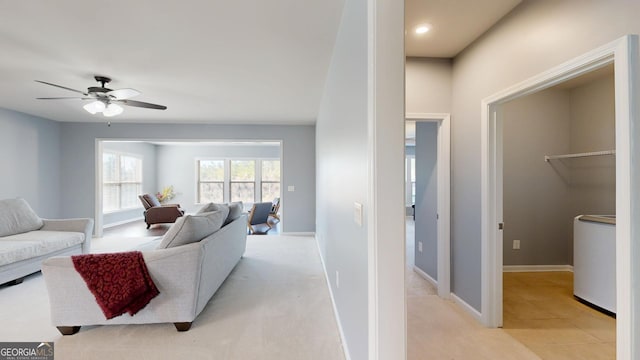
top-left (544, 150), bottom-right (615, 162)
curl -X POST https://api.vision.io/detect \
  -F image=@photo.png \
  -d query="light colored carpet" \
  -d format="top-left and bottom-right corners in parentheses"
top-left (0, 221), bottom-right (548, 360)
top-left (0, 235), bottom-right (345, 360)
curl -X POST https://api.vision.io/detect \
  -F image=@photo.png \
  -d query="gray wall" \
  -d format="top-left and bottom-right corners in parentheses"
top-left (502, 88), bottom-right (572, 266)
top-left (156, 143), bottom-right (280, 213)
top-left (102, 141), bottom-right (158, 226)
top-left (59, 123), bottom-right (315, 233)
top-left (406, 58), bottom-right (452, 114)
top-left (568, 74), bottom-right (616, 218)
top-left (0, 108), bottom-right (61, 218)
top-left (414, 122), bottom-right (438, 279)
top-left (315, 0), bottom-right (369, 357)
top-left (448, 0), bottom-right (640, 310)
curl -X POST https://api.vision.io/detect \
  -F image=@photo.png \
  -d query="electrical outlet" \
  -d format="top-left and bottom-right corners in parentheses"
top-left (287, 185), bottom-right (295, 192)
top-left (418, 241), bottom-right (423, 253)
top-left (513, 240), bottom-right (521, 250)
top-left (335, 270), bottom-right (340, 289)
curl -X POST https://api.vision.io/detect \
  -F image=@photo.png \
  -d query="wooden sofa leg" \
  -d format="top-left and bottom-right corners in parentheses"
top-left (174, 322), bottom-right (192, 332)
top-left (147, 223), bottom-right (151, 229)
top-left (57, 326), bottom-right (81, 335)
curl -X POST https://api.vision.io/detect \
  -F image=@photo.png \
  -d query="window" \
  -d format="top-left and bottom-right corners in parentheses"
top-left (196, 158), bottom-right (281, 204)
top-left (405, 156), bottom-right (416, 206)
top-left (261, 160), bottom-right (281, 202)
top-left (103, 152), bottom-right (142, 212)
top-left (410, 157), bottom-right (416, 205)
top-left (230, 160), bottom-right (256, 203)
top-left (198, 160), bottom-right (225, 203)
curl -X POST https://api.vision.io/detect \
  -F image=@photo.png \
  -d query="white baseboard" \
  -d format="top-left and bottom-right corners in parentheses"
top-left (503, 265), bottom-right (574, 272)
top-left (281, 232), bottom-right (316, 236)
top-left (314, 235), bottom-right (351, 360)
top-left (450, 292), bottom-right (483, 324)
top-left (412, 266), bottom-right (437, 287)
top-left (103, 216), bottom-right (144, 229)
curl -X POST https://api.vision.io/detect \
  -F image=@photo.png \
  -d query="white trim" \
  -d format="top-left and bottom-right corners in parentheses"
top-left (503, 265), bottom-right (573, 273)
top-left (314, 235), bottom-right (351, 360)
top-left (450, 292), bottom-right (483, 324)
top-left (102, 216), bottom-right (145, 229)
top-left (95, 139), bottom-right (103, 237)
top-left (413, 266), bottom-right (437, 287)
top-left (280, 232), bottom-right (315, 236)
top-left (614, 34), bottom-right (639, 360)
top-left (406, 113), bottom-right (451, 300)
top-left (368, 0), bottom-right (406, 357)
top-left (480, 35), bottom-right (638, 359)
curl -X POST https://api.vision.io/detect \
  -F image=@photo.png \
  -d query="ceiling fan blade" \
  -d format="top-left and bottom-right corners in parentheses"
top-left (113, 99), bottom-right (167, 110)
top-left (107, 88), bottom-right (140, 100)
top-left (36, 97), bottom-right (93, 100)
top-left (35, 80), bottom-right (88, 95)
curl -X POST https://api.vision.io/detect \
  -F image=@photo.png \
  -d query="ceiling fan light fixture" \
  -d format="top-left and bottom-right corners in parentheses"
top-left (36, 76), bottom-right (167, 117)
top-left (103, 103), bottom-right (124, 117)
top-left (83, 100), bottom-right (106, 114)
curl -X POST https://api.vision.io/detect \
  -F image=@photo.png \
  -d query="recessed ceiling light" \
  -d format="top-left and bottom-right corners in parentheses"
top-left (415, 25), bottom-right (430, 34)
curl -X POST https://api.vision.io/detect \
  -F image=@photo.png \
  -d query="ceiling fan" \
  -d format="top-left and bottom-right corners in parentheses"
top-left (35, 75), bottom-right (167, 117)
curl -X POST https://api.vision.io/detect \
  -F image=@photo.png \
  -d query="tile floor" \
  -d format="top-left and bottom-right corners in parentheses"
top-left (406, 219), bottom-right (540, 359)
top-left (503, 271), bottom-right (616, 359)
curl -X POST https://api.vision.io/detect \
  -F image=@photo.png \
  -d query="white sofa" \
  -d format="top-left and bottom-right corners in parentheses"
top-left (0, 198), bottom-right (93, 285)
top-left (42, 208), bottom-right (247, 335)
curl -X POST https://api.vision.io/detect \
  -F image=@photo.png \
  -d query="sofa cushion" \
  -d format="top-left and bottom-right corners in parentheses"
top-left (0, 230), bottom-right (84, 266)
top-left (197, 202), bottom-right (229, 215)
top-left (157, 209), bottom-right (227, 249)
top-left (134, 238), bottom-right (163, 252)
top-left (198, 202), bottom-right (241, 226)
top-left (0, 198), bottom-right (44, 237)
top-left (225, 202), bottom-right (244, 225)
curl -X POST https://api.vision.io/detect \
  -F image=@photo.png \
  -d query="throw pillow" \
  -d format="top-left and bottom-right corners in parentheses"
top-left (0, 198), bottom-right (44, 237)
top-left (197, 202), bottom-right (229, 215)
top-left (142, 194), bottom-right (161, 208)
top-left (225, 201), bottom-right (244, 225)
top-left (157, 209), bottom-right (227, 249)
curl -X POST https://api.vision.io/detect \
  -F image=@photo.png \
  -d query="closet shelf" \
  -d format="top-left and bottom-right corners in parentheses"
top-left (544, 150), bottom-right (615, 162)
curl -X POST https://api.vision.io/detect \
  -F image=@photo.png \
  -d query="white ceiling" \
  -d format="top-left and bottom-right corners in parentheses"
top-left (0, 0), bottom-right (344, 124)
top-left (0, 0), bottom-right (521, 125)
top-left (405, 0), bottom-right (521, 58)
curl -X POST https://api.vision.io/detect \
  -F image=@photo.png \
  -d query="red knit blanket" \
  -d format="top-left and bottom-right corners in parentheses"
top-left (72, 251), bottom-right (160, 319)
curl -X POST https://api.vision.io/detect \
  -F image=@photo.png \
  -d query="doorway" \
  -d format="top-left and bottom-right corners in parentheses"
top-left (405, 113), bottom-right (451, 299)
top-left (499, 64), bottom-right (617, 358)
top-left (94, 139), bottom-right (283, 237)
top-left (481, 35), bottom-right (639, 357)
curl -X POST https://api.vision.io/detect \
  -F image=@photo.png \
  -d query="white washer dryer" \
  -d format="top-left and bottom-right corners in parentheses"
top-left (573, 215), bottom-right (616, 314)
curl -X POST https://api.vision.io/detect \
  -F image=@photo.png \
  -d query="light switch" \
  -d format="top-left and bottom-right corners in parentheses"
top-left (354, 202), bottom-right (363, 227)
top-left (287, 185), bottom-right (295, 192)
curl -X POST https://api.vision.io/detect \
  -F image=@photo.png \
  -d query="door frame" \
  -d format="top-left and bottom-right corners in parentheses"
top-left (406, 113), bottom-right (451, 298)
top-left (480, 35), bottom-right (639, 359)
